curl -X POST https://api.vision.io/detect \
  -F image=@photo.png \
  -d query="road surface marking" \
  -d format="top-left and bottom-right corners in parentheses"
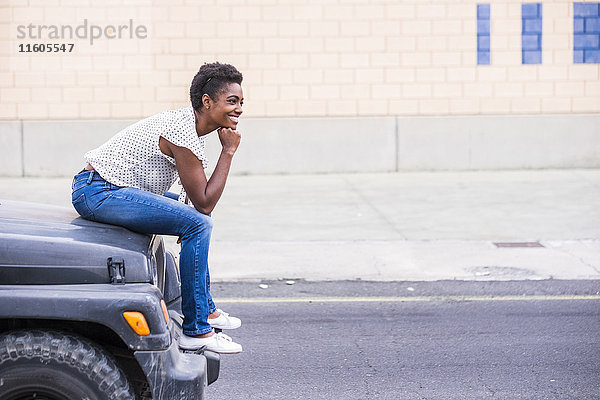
top-left (216, 295), bottom-right (600, 304)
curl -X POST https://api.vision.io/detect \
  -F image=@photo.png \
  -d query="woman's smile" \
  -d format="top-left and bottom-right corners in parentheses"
top-left (213, 82), bottom-right (244, 129)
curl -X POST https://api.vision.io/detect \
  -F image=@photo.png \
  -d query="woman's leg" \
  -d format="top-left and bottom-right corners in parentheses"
top-left (72, 171), bottom-right (214, 336)
top-left (164, 190), bottom-right (217, 314)
top-left (206, 268), bottom-right (217, 314)
top-left (163, 191), bottom-right (179, 201)
top-left (164, 192), bottom-right (218, 318)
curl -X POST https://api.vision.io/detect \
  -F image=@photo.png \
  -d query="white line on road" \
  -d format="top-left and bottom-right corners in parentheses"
top-left (216, 295), bottom-right (600, 304)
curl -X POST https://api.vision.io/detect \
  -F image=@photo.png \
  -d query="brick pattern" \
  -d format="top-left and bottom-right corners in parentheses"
top-left (522, 3), bottom-right (543, 64)
top-left (1, 0), bottom-right (599, 120)
top-left (574, 2), bottom-right (600, 63)
top-left (477, 4), bottom-right (491, 65)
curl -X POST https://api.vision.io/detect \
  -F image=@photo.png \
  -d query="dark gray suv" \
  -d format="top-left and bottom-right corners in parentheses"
top-left (0, 199), bottom-right (219, 400)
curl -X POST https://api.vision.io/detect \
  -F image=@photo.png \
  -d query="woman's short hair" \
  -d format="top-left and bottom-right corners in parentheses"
top-left (190, 62), bottom-right (243, 111)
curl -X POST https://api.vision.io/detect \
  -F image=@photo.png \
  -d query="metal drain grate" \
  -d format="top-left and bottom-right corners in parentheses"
top-left (493, 242), bottom-right (544, 248)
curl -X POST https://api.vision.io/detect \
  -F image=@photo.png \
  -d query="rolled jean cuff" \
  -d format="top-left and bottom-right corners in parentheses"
top-left (183, 326), bottom-right (213, 336)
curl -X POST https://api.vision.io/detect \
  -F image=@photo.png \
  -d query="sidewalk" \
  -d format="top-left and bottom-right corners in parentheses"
top-left (1, 169), bottom-right (599, 282)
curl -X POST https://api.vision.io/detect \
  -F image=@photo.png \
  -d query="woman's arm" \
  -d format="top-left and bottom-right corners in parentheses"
top-left (160, 128), bottom-right (241, 215)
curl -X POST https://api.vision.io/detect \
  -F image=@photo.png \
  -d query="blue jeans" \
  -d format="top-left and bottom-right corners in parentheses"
top-left (71, 170), bottom-right (215, 335)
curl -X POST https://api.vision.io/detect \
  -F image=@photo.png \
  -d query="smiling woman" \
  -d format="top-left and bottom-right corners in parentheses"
top-left (70, 62), bottom-right (245, 354)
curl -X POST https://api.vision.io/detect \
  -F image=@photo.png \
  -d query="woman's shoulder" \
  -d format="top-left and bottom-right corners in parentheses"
top-left (158, 106), bottom-right (195, 134)
top-left (159, 107), bottom-right (201, 147)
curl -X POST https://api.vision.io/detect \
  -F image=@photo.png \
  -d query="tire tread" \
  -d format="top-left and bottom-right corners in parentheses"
top-left (0, 330), bottom-right (136, 400)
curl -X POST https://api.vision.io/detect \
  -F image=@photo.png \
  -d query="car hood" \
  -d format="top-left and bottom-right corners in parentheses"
top-left (0, 199), bottom-right (154, 284)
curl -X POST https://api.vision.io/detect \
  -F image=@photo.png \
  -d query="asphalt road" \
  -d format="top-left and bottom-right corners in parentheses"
top-left (207, 281), bottom-right (600, 400)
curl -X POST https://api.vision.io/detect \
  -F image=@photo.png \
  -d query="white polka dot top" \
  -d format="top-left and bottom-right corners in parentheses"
top-left (84, 106), bottom-right (207, 198)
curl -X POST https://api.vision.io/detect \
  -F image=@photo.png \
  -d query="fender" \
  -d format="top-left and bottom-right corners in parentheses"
top-left (0, 283), bottom-right (170, 351)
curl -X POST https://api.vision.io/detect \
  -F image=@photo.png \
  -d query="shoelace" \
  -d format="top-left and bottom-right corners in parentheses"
top-left (213, 309), bottom-right (236, 325)
top-left (216, 309), bottom-right (230, 317)
top-left (215, 332), bottom-right (233, 342)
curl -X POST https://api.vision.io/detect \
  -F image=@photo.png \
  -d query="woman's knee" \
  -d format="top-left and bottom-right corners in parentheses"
top-left (184, 212), bottom-right (213, 236)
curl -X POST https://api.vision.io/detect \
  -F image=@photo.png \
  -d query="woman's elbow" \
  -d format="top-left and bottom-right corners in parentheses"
top-left (188, 195), bottom-right (213, 215)
top-left (194, 204), bottom-right (214, 215)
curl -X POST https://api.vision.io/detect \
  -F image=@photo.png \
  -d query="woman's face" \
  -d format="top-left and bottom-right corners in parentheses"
top-left (204, 82), bottom-right (244, 130)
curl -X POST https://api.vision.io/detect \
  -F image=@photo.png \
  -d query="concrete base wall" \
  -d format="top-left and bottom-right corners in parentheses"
top-left (1, 114), bottom-right (598, 177)
top-left (396, 115), bottom-right (600, 170)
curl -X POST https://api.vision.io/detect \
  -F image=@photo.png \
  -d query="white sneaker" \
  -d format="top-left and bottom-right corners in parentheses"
top-left (179, 331), bottom-right (243, 354)
top-left (208, 309), bottom-right (242, 330)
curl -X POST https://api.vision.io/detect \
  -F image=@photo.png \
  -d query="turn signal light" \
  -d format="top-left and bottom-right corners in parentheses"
top-left (160, 299), bottom-right (169, 324)
top-left (123, 312), bottom-right (150, 336)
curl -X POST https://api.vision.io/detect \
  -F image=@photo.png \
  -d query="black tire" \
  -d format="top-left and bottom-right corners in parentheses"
top-left (0, 330), bottom-right (135, 400)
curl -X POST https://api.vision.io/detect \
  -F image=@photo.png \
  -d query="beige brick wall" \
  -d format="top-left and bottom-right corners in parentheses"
top-left (1, 0), bottom-right (599, 120)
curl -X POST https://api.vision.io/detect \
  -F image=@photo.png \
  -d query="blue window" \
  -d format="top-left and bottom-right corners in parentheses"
top-left (477, 4), bottom-right (491, 65)
top-left (574, 3), bottom-right (600, 63)
top-left (522, 3), bottom-right (542, 64)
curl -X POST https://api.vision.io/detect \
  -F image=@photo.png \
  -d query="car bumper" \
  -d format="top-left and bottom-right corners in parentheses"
top-left (134, 323), bottom-right (220, 399)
